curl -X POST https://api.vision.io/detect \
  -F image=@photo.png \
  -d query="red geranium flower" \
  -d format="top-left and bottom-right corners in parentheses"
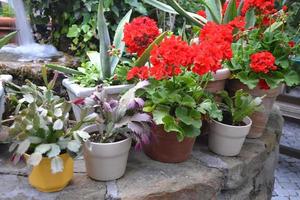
top-left (149, 36), bottom-right (193, 80)
top-left (127, 66), bottom-right (150, 80)
top-left (250, 51), bottom-right (277, 74)
top-left (197, 10), bottom-right (206, 18)
top-left (229, 16), bottom-right (246, 31)
top-left (289, 41), bottom-right (295, 48)
top-left (123, 17), bottom-right (160, 56)
top-left (282, 5), bottom-right (288, 11)
top-left (242, 0), bottom-right (276, 15)
top-left (258, 79), bottom-right (270, 90)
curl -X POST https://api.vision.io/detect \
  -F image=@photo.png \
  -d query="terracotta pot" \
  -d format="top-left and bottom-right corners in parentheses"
top-left (0, 17), bottom-right (16, 42)
top-left (205, 68), bottom-right (231, 93)
top-left (226, 79), bottom-right (282, 138)
top-left (143, 125), bottom-right (196, 163)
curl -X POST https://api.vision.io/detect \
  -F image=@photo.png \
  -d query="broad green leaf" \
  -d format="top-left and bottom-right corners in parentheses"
top-left (203, 0), bottom-right (222, 24)
top-left (47, 144), bottom-right (61, 158)
top-left (179, 122), bottom-right (201, 138)
top-left (153, 105), bottom-right (170, 125)
top-left (165, 0), bottom-right (205, 26)
top-left (181, 95), bottom-right (196, 107)
top-left (162, 115), bottom-right (184, 141)
top-left (51, 156), bottom-right (64, 174)
top-left (67, 140), bottom-right (81, 153)
top-left (175, 107), bottom-right (201, 128)
top-left (16, 139), bottom-right (30, 154)
top-left (236, 71), bottom-right (259, 89)
top-left (245, 8), bottom-right (256, 29)
top-left (284, 70), bottom-right (300, 86)
top-left (27, 153), bottom-right (42, 166)
top-left (134, 31), bottom-right (168, 67)
top-left (263, 72), bottom-right (284, 89)
top-left (223, 0), bottom-right (237, 24)
top-left (67, 25), bottom-right (80, 38)
top-left (111, 9), bottom-right (132, 74)
top-left (98, 0), bottom-right (111, 79)
top-left (0, 31), bottom-right (17, 48)
top-left (46, 64), bottom-right (84, 76)
top-left (35, 144), bottom-right (51, 154)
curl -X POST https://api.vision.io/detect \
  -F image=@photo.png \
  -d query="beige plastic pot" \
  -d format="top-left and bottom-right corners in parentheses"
top-left (205, 68), bottom-right (231, 93)
top-left (62, 79), bottom-right (133, 121)
top-left (208, 117), bottom-right (252, 156)
top-left (82, 125), bottom-right (132, 181)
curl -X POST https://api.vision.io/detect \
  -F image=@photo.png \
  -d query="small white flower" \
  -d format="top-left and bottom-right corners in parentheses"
top-left (53, 119), bottom-right (63, 130)
top-left (54, 108), bottom-right (63, 117)
top-left (23, 94), bottom-right (34, 103)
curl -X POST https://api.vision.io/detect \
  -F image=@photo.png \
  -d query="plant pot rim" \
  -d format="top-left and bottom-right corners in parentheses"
top-left (82, 125), bottom-right (131, 146)
top-left (211, 68), bottom-right (231, 81)
top-left (62, 78), bottom-right (133, 97)
top-left (211, 116), bottom-right (252, 129)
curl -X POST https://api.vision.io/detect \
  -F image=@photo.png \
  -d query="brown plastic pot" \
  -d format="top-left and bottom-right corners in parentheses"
top-left (143, 125), bottom-right (196, 163)
top-left (226, 79), bottom-right (282, 138)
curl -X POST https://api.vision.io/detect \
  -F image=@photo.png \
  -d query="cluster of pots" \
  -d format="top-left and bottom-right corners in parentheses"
top-left (0, 16), bottom-right (16, 42)
top-left (0, 69), bottom-right (282, 192)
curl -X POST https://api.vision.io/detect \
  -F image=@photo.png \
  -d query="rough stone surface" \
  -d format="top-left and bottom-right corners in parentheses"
top-left (0, 106), bottom-right (283, 200)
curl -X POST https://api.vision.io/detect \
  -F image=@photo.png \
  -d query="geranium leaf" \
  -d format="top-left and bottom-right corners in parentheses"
top-left (284, 70), bottom-right (300, 86)
top-left (153, 105), bottom-right (170, 125)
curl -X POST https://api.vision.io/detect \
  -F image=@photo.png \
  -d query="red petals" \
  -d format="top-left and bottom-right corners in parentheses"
top-left (242, 0), bottom-right (276, 15)
top-left (127, 66), bottom-right (149, 80)
top-left (258, 79), bottom-right (270, 90)
top-left (289, 41), bottom-right (295, 48)
top-left (282, 5), bottom-right (288, 12)
top-left (250, 51), bottom-right (277, 74)
top-left (197, 10), bottom-right (206, 18)
top-left (123, 17), bottom-right (159, 56)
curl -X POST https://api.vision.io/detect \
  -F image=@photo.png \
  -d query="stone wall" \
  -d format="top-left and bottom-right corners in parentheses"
top-left (0, 106), bottom-right (283, 200)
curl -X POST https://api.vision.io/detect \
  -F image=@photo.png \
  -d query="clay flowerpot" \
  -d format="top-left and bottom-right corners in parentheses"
top-left (0, 17), bottom-right (16, 41)
top-left (62, 79), bottom-right (133, 121)
top-left (25, 153), bottom-right (74, 192)
top-left (82, 125), bottom-right (132, 181)
top-left (205, 68), bottom-right (231, 93)
top-left (208, 117), bottom-right (252, 156)
top-left (143, 125), bottom-right (196, 163)
top-left (226, 79), bottom-right (282, 138)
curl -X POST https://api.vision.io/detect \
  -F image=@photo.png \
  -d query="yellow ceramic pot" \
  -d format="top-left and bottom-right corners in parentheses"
top-left (25, 153), bottom-right (74, 192)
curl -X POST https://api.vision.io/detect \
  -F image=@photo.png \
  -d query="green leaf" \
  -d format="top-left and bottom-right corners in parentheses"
top-left (35, 144), bottom-right (51, 154)
top-left (46, 64), bottom-right (84, 76)
top-left (264, 22), bottom-right (284, 34)
top-left (98, 0), bottom-right (111, 79)
top-left (223, 0), bottom-right (237, 24)
top-left (162, 115), bottom-right (184, 141)
top-left (111, 9), bottom-right (132, 74)
top-left (175, 107), bottom-right (201, 128)
top-left (67, 140), bottom-right (81, 153)
top-left (47, 144), bottom-right (61, 158)
top-left (179, 122), bottom-right (201, 138)
top-left (67, 25), bottom-right (80, 38)
top-left (153, 105), bottom-right (170, 125)
top-left (203, 0), bottom-right (222, 24)
top-left (245, 8), bottom-right (256, 29)
top-left (263, 71), bottom-right (284, 89)
top-left (143, 0), bottom-right (177, 14)
top-left (181, 95), bottom-right (196, 107)
top-left (0, 31), bottom-right (17, 48)
top-left (134, 31), bottom-right (168, 67)
top-left (236, 71), bottom-right (259, 89)
top-left (284, 70), bottom-right (300, 86)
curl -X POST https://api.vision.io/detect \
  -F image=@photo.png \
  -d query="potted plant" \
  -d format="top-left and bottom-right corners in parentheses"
top-left (46, 1), bottom-right (167, 121)
top-left (73, 81), bottom-right (152, 181)
top-left (0, 2), bottom-right (15, 39)
top-left (126, 34), bottom-right (225, 163)
top-left (225, 4), bottom-right (300, 138)
top-left (7, 70), bottom-right (95, 192)
top-left (209, 90), bottom-right (263, 156)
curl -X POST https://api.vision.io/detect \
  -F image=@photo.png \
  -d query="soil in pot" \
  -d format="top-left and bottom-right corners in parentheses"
top-left (226, 79), bottom-right (282, 138)
top-left (143, 125), bottom-right (196, 163)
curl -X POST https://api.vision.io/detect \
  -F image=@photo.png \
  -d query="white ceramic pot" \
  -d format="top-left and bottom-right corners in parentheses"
top-left (205, 68), bottom-right (231, 93)
top-left (62, 79), bottom-right (133, 121)
top-left (208, 117), bottom-right (252, 156)
top-left (82, 125), bottom-right (132, 181)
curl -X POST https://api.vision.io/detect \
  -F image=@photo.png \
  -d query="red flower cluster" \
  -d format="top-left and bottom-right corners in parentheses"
top-left (127, 66), bottom-right (149, 80)
top-left (191, 22), bottom-right (234, 75)
top-left (242, 0), bottom-right (276, 15)
top-left (258, 79), bottom-right (270, 90)
top-left (197, 10), bottom-right (206, 18)
top-left (229, 16), bottom-right (246, 31)
top-left (250, 51), bottom-right (277, 73)
top-left (149, 36), bottom-right (193, 80)
top-left (123, 17), bottom-right (159, 56)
